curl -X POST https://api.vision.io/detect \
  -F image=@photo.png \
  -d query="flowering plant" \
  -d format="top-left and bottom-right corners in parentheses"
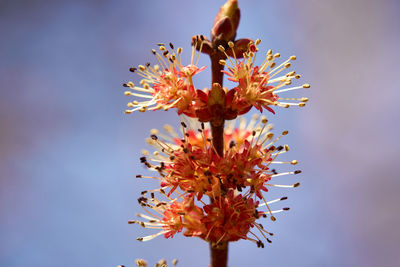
top-left (123, 1), bottom-right (309, 266)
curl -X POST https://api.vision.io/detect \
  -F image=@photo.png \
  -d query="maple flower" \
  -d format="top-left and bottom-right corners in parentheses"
top-left (219, 39), bottom-right (310, 116)
top-left (200, 189), bottom-right (288, 247)
top-left (140, 115), bottom-right (300, 199)
top-left (123, 38), bottom-right (208, 117)
top-left (126, 258), bottom-right (178, 267)
top-left (133, 115), bottom-right (301, 246)
top-left (129, 192), bottom-right (206, 241)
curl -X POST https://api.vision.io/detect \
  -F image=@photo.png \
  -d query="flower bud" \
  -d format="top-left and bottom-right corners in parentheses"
top-left (211, 0), bottom-right (241, 43)
top-left (226, 38), bottom-right (253, 58)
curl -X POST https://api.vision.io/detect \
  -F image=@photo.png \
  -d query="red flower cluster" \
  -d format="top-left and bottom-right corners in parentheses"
top-left (131, 116), bottom-right (300, 246)
top-left (124, 39), bottom-right (309, 121)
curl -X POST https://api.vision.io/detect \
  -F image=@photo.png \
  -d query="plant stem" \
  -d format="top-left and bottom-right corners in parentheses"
top-left (209, 48), bottom-right (228, 267)
top-left (210, 49), bottom-right (226, 158)
top-left (210, 241), bottom-right (228, 267)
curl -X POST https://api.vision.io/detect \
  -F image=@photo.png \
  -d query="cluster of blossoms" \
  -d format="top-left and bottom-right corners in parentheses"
top-left (129, 115), bottom-right (301, 247)
top-left (123, 0), bottom-right (309, 261)
top-left (123, 39), bottom-right (207, 117)
top-left (124, 38), bottom-right (309, 122)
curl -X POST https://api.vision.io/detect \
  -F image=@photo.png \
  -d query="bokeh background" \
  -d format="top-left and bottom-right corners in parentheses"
top-left (1, 0), bottom-right (400, 266)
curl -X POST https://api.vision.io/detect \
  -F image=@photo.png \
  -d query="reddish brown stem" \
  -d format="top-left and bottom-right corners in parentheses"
top-left (210, 49), bottom-right (226, 157)
top-left (209, 47), bottom-right (228, 267)
top-left (210, 241), bottom-right (228, 267)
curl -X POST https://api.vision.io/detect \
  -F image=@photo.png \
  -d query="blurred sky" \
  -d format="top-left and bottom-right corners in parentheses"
top-left (1, 0), bottom-right (400, 266)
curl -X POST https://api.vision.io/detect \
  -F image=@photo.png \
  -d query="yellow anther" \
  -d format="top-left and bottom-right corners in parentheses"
top-left (291, 160), bottom-right (298, 165)
top-left (266, 133), bottom-right (274, 139)
top-left (303, 83), bottom-right (311, 88)
top-left (286, 71), bottom-right (295, 76)
top-left (290, 55), bottom-right (297, 60)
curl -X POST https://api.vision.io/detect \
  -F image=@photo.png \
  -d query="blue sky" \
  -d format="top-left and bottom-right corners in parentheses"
top-left (1, 0), bottom-right (400, 266)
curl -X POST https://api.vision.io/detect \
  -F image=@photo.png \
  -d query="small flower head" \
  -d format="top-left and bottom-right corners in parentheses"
top-left (219, 39), bottom-right (310, 116)
top-left (133, 115), bottom-right (301, 247)
top-left (201, 190), bottom-right (260, 243)
top-left (124, 39), bottom-right (208, 117)
top-left (130, 192), bottom-right (205, 241)
top-left (130, 258), bottom-right (178, 267)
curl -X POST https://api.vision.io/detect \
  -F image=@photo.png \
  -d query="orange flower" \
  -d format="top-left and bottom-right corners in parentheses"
top-left (132, 115), bottom-right (301, 246)
top-left (219, 39), bottom-right (310, 116)
top-left (124, 40), bottom-right (207, 117)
